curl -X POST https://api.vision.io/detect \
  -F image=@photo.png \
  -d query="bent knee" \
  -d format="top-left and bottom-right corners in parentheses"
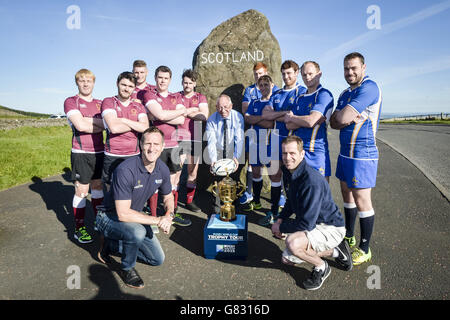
top-left (286, 232), bottom-right (308, 252)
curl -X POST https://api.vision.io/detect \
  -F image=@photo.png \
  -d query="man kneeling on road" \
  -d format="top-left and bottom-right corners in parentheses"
top-left (271, 136), bottom-right (352, 290)
top-left (96, 127), bottom-right (174, 289)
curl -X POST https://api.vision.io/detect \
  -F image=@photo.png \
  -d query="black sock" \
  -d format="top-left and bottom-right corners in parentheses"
top-left (270, 186), bottom-right (281, 214)
top-left (246, 166), bottom-right (253, 195)
top-left (344, 205), bottom-right (358, 238)
top-left (359, 213), bottom-right (375, 253)
top-left (253, 179), bottom-right (263, 203)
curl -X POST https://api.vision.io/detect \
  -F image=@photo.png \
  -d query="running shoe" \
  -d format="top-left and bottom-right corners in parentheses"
top-left (344, 236), bottom-right (356, 249)
top-left (335, 240), bottom-right (353, 271)
top-left (352, 247), bottom-right (372, 265)
top-left (239, 192), bottom-right (253, 205)
top-left (74, 226), bottom-right (93, 244)
top-left (303, 261), bottom-right (331, 290)
top-left (172, 213), bottom-right (192, 227)
top-left (257, 211), bottom-right (278, 226)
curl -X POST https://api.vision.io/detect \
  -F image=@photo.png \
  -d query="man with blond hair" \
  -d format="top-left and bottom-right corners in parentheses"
top-left (64, 68), bottom-right (105, 243)
top-left (131, 59), bottom-right (156, 103)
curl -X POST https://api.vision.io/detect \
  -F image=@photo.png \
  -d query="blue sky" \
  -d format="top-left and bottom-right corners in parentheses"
top-left (0, 0), bottom-right (449, 116)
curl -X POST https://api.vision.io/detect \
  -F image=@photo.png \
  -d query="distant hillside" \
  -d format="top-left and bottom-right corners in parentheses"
top-left (0, 105), bottom-right (51, 118)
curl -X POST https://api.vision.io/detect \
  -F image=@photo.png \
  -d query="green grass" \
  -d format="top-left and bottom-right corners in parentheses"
top-left (0, 126), bottom-right (72, 190)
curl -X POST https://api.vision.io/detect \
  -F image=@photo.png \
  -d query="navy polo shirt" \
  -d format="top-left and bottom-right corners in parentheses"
top-left (103, 156), bottom-right (171, 220)
top-left (279, 159), bottom-right (344, 233)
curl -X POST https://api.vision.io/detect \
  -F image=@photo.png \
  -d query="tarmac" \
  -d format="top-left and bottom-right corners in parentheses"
top-left (0, 125), bottom-right (448, 302)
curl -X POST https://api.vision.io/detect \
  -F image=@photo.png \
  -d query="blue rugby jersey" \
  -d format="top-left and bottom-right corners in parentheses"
top-left (335, 76), bottom-right (382, 159)
top-left (292, 85), bottom-right (333, 154)
top-left (269, 83), bottom-right (307, 138)
top-left (243, 83), bottom-right (280, 104)
top-left (245, 98), bottom-right (272, 143)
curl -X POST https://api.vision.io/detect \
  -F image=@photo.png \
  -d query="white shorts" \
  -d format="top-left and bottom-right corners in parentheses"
top-left (282, 224), bottom-right (345, 265)
top-left (306, 224), bottom-right (346, 253)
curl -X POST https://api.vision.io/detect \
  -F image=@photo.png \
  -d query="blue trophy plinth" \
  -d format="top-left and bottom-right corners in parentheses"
top-left (203, 214), bottom-right (248, 260)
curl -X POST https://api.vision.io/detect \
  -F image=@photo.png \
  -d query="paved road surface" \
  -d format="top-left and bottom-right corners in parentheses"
top-left (377, 124), bottom-right (450, 200)
top-left (0, 127), bottom-right (448, 303)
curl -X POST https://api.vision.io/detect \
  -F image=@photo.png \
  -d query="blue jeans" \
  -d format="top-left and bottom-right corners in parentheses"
top-left (96, 211), bottom-right (165, 271)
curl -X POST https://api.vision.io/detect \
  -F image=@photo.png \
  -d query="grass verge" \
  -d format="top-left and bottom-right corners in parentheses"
top-left (0, 126), bottom-right (72, 190)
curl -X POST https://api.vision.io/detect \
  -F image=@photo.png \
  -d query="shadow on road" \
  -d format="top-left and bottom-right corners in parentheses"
top-left (88, 264), bottom-right (149, 300)
top-left (28, 170), bottom-right (100, 260)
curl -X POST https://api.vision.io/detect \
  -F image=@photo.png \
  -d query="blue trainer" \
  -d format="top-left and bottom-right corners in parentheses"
top-left (239, 191), bottom-right (253, 205)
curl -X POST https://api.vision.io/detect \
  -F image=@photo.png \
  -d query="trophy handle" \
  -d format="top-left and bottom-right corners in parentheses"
top-left (236, 182), bottom-right (246, 198)
top-left (211, 181), bottom-right (218, 197)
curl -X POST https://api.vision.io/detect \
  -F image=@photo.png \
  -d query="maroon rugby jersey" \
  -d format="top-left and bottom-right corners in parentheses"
top-left (143, 91), bottom-right (182, 148)
top-left (64, 95), bottom-right (104, 153)
top-left (131, 82), bottom-right (157, 103)
top-left (101, 96), bottom-right (147, 156)
top-left (177, 91), bottom-right (208, 142)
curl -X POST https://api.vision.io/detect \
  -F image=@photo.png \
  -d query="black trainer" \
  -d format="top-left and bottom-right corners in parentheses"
top-left (119, 268), bottom-right (145, 289)
top-left (172, 213), bottom-right (192, 227)
top-left (303, 261), bottom-right (331, 290)
top-left (335, 239), bottom-right (353, 271)
top-left (185, 202), bottom-right (201, 212)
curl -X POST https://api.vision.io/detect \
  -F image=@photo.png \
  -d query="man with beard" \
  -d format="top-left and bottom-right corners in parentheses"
top-left (330, 52), bottom-right (382, 266)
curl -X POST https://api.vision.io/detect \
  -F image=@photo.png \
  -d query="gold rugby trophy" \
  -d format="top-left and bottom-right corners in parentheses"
top-left (211, 159), bottom-right (245, 222)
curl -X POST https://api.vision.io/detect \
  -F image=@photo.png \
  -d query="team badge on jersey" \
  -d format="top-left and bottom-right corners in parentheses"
top-left (134, 180), bottom-right (144, 189)
top-left (131, 109), bottom-right (137, 115)
top-left (171, 97), bottom-right (177, 105)
top-left (96, 103), bottom-right (101, 111)
top-left (192, 98), bottom-right (198, 105)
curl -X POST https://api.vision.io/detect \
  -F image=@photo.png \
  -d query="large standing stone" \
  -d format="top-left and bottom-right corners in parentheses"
top-left (193, 9), bottom-right (282, 115)
top-left (191, 9), bottom-right (282, 191)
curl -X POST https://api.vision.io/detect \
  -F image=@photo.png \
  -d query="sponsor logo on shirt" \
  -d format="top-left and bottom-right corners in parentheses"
top-left (155, 179), bottom-right (162, 184)
top-left (134, 180), bottom-right (144, 189)
top-left (80, 104), bottom-right (87, 108)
